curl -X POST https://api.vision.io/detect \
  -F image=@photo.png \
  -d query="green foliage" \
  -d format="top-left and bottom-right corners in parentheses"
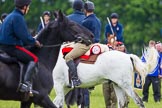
top-left (1, 0), bottom-right (162, 54)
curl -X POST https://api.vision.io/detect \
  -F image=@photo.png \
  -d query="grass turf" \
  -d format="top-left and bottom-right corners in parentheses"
top-left (0, 83), bottom-right (161, 108)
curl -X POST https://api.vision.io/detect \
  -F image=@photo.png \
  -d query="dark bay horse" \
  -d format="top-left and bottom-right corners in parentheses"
top-left (0, 10), bottom-right (93, 108)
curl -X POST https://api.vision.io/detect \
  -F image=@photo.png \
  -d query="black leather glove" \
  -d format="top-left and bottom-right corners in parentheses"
top-left (75, 36), bottom-right (92, 46)
top-left (75, 37), bottom-right (83, 43)
top-left (82, 39), bottom-right (92, 46)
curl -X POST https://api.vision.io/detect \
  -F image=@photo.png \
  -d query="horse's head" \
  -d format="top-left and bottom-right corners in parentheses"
top-left (36, 20), bottom-right (62, 46)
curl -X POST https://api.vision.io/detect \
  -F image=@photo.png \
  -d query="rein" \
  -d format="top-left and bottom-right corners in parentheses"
top-left (24, 43), bottom-right (62, 49)
top-left (41, 43), bottom-right (62, 48)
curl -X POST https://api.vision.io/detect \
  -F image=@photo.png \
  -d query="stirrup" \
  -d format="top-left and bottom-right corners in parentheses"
top-left (25, 82), bottom-right (39, 96)
top-left (18, 83), bottom-right (28, 92)
top-left (18, 83), bottom-right (39, 96)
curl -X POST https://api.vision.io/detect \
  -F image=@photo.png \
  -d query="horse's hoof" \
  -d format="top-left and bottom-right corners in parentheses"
top-left (23, 92), bottom-right (30, 101)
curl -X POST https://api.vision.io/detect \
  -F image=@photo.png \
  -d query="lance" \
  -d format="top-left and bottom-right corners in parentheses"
top-left (40, 16), bottom-right (45, 29)
top-left (107, 17), bottom-right (114, 35)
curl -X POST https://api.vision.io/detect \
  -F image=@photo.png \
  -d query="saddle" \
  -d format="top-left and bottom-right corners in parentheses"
top-left (0, 50), bottom-right (18, 63)
top-left (62, 43), bottom-right (109, 64)
top-left (0, 50), bottom-right (37, 101)
top-left (0, 50), bottom-right (25, 84)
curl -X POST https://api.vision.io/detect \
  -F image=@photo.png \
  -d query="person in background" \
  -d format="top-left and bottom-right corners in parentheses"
top-left (82, 0), bottom-right (101, 43)
top-left (0, 0), bottom-right (41, 96)
top-left (159, 42), bottom-right (162, 100)
top-left (67, 1), bottom-right (90, 108)
top-left (104, 13), bottom-right (123, 44)
top-left (103, 14), bottom-right (124, 107)
top-left (103, 41), bottom-right (129, 108)
top-left (142, 40), bottom-right (161, 103)
top-left (64, 1), bottom-right (95, 89)
top-left (81, 1), bottom-right (102, 107)
top-left (67, 0), bottom-right (85, 25)
top-left (37, 10), bottom-right (51, 33)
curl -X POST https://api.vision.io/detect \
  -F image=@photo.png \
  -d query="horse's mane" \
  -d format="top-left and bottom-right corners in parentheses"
top-left (36, 20), bottom-right (57, 43)
top-left (69, 20), bottom-right (94, 38)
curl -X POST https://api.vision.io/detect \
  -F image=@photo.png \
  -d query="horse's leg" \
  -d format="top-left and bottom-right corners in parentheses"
top-left (65, 88), bottom-right (78, 107)
top-left (123, 87), bottom-right (145, 108)
top-left (53, 81), bottom-right (65, 108)
top-left (77, 89), bottom-right (84, 108)
top-left (113, 84), bottom-right (127, 108)
top-left (20, 101), bottom-right (32, 108)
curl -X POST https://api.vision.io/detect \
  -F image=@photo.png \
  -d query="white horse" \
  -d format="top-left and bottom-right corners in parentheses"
top-left (52, 43), bottom-right (159, 108)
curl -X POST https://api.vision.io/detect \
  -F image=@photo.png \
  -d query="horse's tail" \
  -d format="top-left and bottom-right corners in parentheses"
top-left (65, 88), bottom-right (84, 107)
top-left (65, 89), bottom-right (77, 106)
top-left (129, 47), bottom-right (159, 83)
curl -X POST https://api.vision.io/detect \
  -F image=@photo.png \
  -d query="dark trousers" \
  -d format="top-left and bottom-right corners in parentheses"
top-left (0, 45), bottom-right (38, 64)
top-left (142, 76), bottom-right (161, 102)
top-left (160, 79), bottom-right (161, 99)
top-left (83, 89), bottom-right (90, 107)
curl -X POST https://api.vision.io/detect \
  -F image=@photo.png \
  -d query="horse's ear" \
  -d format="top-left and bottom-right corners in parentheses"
top-left (53, 11), bottom-right (58, 19)
top-left (58, 10), bottom-right (64, 22)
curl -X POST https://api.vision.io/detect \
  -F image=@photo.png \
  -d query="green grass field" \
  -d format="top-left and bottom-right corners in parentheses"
top-left (0, 84), bottom-right (161, 108)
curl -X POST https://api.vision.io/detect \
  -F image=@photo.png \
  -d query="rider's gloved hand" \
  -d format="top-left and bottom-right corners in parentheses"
top-left (75, 37), bottom-right (83, 43)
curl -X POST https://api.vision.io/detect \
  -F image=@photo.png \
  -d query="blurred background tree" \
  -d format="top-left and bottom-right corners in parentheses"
top-left (1, 0), bottom-right (162, 55)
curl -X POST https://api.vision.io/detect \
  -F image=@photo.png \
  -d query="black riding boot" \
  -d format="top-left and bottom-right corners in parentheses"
top-left (19, 61), bottom-right (39, 96)
top-left (66, 60), bottom-right (81, 88)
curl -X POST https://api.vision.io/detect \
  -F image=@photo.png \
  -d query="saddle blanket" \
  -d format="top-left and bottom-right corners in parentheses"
top-left (62, 43), bottom-right (109, 60)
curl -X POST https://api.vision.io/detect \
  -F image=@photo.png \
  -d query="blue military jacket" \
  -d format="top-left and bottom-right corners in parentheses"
top-left (82, 14), bottom-right (101, 43)
top-left (67, 10), bottom-right (85, 25)
top-left (0, 8), bottom-right (35, 46)
top-left (159, 52), bottom-right (162, 76)
top-left (105, 22), bottom-right (123, 43)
